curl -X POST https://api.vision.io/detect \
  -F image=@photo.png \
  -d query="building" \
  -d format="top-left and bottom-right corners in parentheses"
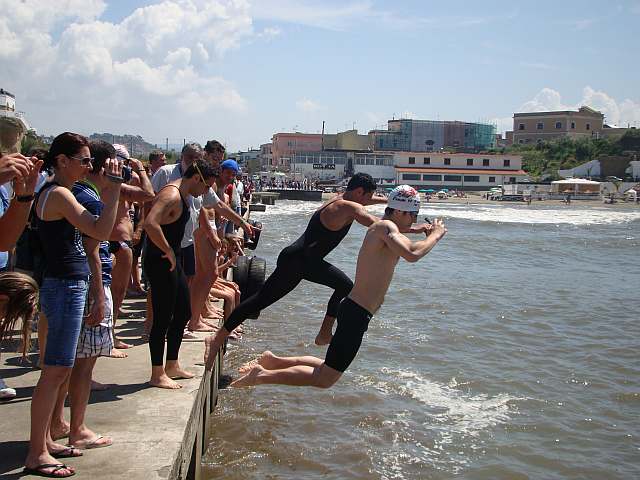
top-left (270, 129), bottom-right (371, 169)
top-left (394, 152), bottom-right (526, 190)
top-left (258, 143), bottom-right (272, 169)
top-left (509, 106), bottom-right (604, 145)
top-left (289, 150), bottom-right (394, 183)
top-left (231, 148), bottom-right (261, 174)
top-left (601, 124), bottom-right (637, 138)
top-left (369, 118), bottom-right (496, 152)
top-left (0, 88), bottom-right (31, 155)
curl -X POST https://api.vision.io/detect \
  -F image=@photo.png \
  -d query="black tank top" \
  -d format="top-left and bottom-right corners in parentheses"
top-left (145, 185), bottom-right (189, 257)
top-left (290, 200), bottom-right (352, 259)
top-left (36, 182), bottom-right (90, 279)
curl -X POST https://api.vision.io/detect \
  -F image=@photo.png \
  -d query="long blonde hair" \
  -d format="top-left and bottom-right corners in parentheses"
top-left (0, 272), bottom-right (39, 357)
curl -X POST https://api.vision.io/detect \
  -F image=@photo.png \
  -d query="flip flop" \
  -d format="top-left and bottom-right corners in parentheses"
top-left (23, 463), bottom-right (75, 478)
top-left (52, 447), bottom-right (83, 459)
top-left (69, 435), bottom-right (112, 450)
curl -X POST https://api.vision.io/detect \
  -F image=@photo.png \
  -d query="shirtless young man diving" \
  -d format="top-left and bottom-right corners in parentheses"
top-left (226, 185), bottom-right (446, 389)
top-left (203, 173), bottom-right (422, 367)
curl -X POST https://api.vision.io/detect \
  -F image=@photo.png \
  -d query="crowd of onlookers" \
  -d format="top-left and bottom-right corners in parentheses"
top-left (0, 134), bottom-right (256, 477)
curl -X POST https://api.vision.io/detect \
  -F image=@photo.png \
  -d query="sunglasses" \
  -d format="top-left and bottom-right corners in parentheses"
top-left (69, 155), bottom-right (94, 166)
top-left (193, 162), bottom-right (208, 186)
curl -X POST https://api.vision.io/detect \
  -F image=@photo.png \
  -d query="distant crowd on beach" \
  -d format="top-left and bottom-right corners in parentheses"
top-left (0, 135), bottom-right (259, 477)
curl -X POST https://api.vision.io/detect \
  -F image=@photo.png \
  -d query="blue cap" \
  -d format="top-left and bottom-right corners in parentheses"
top-left (220, 159), bottom-right (240, 173)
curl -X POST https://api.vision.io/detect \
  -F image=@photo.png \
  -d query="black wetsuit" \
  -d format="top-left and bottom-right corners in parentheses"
top-left (143, 185), bottom-right (191, 366)
top-left (223, 200), bottom-right (354, 332)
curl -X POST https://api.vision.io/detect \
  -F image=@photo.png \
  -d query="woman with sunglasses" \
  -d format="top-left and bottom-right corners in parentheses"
top-left (24, 132), bottom-right (123, 478)
top-left (143, 159), bottom-right (218, 389)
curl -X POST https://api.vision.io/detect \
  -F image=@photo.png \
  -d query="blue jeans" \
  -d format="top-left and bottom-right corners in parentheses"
top-left (40, 277), bottom-right (89, 367)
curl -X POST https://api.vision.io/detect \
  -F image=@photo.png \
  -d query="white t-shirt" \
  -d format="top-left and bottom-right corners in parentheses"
top-left (151, 164), bottom-right (220, 248)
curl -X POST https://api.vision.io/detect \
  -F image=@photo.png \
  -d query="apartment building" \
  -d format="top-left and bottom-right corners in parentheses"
top-left (394, 152), bottom-right (526, 190)
top-left (510, 106), bottom-right (604, 145)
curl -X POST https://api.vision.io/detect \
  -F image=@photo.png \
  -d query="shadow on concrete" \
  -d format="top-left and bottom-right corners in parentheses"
top-left (0, 440), bottom-right (29, 478)
top-left (87, 382), bottom-right (150, 405)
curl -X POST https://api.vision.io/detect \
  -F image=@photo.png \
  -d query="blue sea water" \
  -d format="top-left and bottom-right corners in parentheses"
top-left (204, 201), bottom-right (640, 480)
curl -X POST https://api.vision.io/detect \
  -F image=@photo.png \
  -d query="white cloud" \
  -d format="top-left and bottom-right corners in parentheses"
top-left (296, 98), bottom-right (325, 112)
top-left (0, 0), bottom-right (260, 140)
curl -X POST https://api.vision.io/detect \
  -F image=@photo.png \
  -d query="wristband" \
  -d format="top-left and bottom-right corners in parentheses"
top-left (16, 194), bottom-right (35, 203)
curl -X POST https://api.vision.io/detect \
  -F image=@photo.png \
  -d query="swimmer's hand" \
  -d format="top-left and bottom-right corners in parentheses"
top-left (162, 249), bottom-right (176, 271)
top-left (429, 218), bottom-right (447, 239)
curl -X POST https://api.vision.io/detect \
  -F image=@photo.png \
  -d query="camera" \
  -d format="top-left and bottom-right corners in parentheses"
top-left (122, 165), bottom-right (132, 182)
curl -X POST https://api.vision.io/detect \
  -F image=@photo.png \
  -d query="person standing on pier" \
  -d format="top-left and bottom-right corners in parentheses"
top-left (144, 159), bottom-right (219, 389)
top-left (204, 174), bottom-right (429, 369)
top-left (229, 185), bottom-right (446, 389)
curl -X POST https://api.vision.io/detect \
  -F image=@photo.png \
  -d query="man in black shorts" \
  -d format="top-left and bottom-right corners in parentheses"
top-left (228, 185), bottom-right (447, 388)
top-left (204, 178), bottom-right (429, 370)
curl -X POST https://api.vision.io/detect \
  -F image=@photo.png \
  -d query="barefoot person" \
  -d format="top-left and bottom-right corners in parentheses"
top-left (226, 185), bottom-right (446, 389)
top-left (203, 174), bottom-right (430, 366)
top-left (143, 159), bottom-right (218, 389)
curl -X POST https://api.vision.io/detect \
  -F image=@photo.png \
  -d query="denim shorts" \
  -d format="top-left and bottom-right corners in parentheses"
top-left (40, 277), bottom-right (89, 367)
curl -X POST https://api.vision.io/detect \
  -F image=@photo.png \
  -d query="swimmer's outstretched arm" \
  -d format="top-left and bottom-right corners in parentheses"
top-left (381, 218), bottom-right (447, 263)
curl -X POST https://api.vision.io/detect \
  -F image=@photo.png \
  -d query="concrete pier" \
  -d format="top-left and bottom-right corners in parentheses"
top-left (0, 297), bottom-right (222, 479)
top-left (265, 189), bottom-right (322, 201)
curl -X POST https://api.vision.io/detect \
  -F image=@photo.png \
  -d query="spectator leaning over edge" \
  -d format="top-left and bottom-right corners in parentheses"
top-left (24, 132), bottom-right (123, 479)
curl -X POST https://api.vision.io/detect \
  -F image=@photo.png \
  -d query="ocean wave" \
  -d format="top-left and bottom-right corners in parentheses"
top-left (252, 200), bottom-right (640, 226)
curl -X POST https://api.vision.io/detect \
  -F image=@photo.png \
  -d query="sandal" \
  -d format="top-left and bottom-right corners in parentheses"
top-left (23, 463), bottom-right (75, 478)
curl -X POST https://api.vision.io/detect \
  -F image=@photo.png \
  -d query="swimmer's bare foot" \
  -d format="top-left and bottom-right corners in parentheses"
top-left (187, 321), bottom-right (217, 332)
top-left (165, 366), bottom-right (195, 380)
top-left (230, 365), bottom-right (264, 388)
top-left (238, 351), bottom-right (277, 374)
top-left (314, 330), bottom-right (333, 346)
top-left (149, 374), bottom-right (182, 389)
top-left (204, 335), bottom-right (220, 370)
top-left (110, 349), bottom-right (128, 358)
top-left (114, 339), bottom-right (133, 349)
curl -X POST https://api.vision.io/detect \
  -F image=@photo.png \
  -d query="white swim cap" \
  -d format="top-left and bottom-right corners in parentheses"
top-left (388, 185), bottom-right (420, 212)
top-left (113, 144), bottom-right (130, 160)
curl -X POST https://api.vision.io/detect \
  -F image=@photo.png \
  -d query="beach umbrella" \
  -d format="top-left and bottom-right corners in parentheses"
top-left (425, 188), bottom-right (436, 192)
top-left (441, 188), bottom-right (449, 192)
top-left (385, 187), bottom-right (394, 191)
top-left (418, 189), bottom-right (428, 193)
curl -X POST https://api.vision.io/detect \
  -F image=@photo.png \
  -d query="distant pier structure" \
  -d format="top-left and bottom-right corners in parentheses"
top-left (0, 88), bottom-right (31, 154)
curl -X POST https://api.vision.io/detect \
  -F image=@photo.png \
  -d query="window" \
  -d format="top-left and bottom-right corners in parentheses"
top-left (518, 139), bottom-right (524, 144)
top-left (489, 176), bottom-right (496, 183)
top-left (376, 158), bottom-right (384, 165)
top-left (586, 123), bottom-right (591, 130)
top-left (408, 156), bottom-right (415, 164)
top-left (571, 121), bottom-right (576, 129)
top-left (537, 122), bottom-right (544, 130)
top-left (443, 175), bottom-right (462, 182)
top-left (555, 121), bottom-right (562, 129)
top-left (518, 123), bottom-right (525, 130)
top-left (509, 177), bottom-right (516, 183)
top-left (525, 139), bottom-right (531, 143)
top-left (444, 158), bottom-right (451, 165)
top-left (403, 173), bottom-right (420, 181)
top-left (483, 158), bottom-right (490, 166)
top-left (423, 157), bottom-right (430, 165)
top-left (422, 174), bottom-right (441, 181)
top-left (467, 158), bottom-right (474, 166)
top-left (464, 176), bottom-right (480, 182)
top-left (504, 159), bottom-right (511, 167)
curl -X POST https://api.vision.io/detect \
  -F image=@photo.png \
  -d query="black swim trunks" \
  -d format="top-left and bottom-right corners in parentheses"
top-left (324, 298), bottom-right (373, 373)
top-left (109, 240), bottom-right (132, 254)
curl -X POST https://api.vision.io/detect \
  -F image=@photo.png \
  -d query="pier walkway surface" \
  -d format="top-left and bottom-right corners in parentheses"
top-left (0, 296), bottom-right (220, 479)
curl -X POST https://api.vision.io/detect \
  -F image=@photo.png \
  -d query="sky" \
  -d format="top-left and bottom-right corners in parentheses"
top-left (1, 0), bottom-right (639, 151)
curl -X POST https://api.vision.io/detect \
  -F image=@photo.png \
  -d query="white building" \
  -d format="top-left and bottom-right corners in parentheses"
top-left (393, 152), bottom-right (526, 189)
top-left (289, 151), bottom-right (395, 183)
